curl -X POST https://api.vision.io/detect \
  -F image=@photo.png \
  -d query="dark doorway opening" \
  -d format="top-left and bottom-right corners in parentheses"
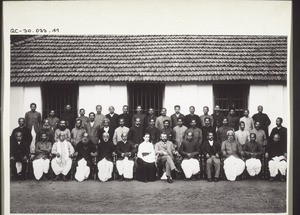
top-left (127, 83), bottom-right (165, 116)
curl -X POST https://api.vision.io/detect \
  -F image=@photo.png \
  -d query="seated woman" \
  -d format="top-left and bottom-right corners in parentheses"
top-left (136, 133), bottom-right (157, 183)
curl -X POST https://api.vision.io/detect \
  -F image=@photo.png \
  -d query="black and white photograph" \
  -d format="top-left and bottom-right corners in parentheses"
top-left (2, 1), bottom-right (292, 214)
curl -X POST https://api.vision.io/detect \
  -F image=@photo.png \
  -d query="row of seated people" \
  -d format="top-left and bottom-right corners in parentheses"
top-left (10, 127), bottom-right (287, 183)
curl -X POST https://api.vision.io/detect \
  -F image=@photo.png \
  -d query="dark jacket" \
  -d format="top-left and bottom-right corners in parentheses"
top-left (10, 139), bottom-right (29, 161)
top-left (119, 113), bottom-right (132, 129)
top-left (202, 140), bottom-right (221, 157)
top-left (179, 139), bottom-right (200, 159)
top-left (116, 141), bottom-right (137, 160)
top-left (11, 126), bottom-right (32, 146)
top-left (170, 113), bottom-right (185, 128)
top-left (105, 113), bottom-right (119, 131)
top-left (97, 140), bottom-right (115, 161)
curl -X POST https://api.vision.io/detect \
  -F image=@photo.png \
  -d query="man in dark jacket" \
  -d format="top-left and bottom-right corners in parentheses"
top-left (128, 118), bottom-right (145, 148)
top-left (145, 118), bottom-right (160, 144)
top-left (170, 105), bottom-right (185, 128)
top-left (105, 106), bottom-right (119, 132)
top-left (252, 105), bottom-right (271, 138)
top-left (11, 117), bottom-right (32, 146)
top-left (61, 104), bottom-right (76, 131)
top-left (119, 105), bottom-right (132, 129)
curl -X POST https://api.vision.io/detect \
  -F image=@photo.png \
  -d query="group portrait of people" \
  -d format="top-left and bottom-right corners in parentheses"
top-left (10, 102), bottom-right (287, 184)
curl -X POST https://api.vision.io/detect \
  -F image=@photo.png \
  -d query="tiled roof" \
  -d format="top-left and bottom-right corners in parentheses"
top-left (10, 35), bottom-right (287, 83)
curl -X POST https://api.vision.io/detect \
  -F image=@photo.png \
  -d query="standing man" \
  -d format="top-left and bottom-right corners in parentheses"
top-left (243, 133), bottom-right (263, 178)
top-left (132, 105), bottom-right (147, 129)
top-left (171, 105), bottom-right (185, 128)
top-left (270, 117), bottom-right (287, 145)
top-left (61, 104), bottom-right (76, 131)
top-left (155, 133), bottom-right (181, 183)
top-left (235, 121), bottom-right (250, 146)
top-left (161, 120), bottom-right (174, 142)
top-left (146, 108), bottom-right (157, 127)
top-left (216, 118), bottom-right (234, 147)
top-left (119, 105), bottom-right (132, 129)
top-left (106, 106), bottom-right (119, 132)
top-left (202, 132), bottom-right (221, 182)
top-left (201, 117), bottom-right (216, 143)
top-left (211, 105), bottom-right (225, 131)
top-left (179, 132), bottom-right (200, 181)
top-left (221, 131), bottom-right (245, 181)
top-left (250, 121), bottom-right (268, 147)
top-left (76, 108), bottom-right (90, 126)
top-left (98, 118), bottom-right (114, 143)
top-left (128, 118), bottom-right (144, 148)
top-left (173, 118), bottom-right (188, 148)
top-left (155, 108), bottom-right (172, 131)
top-left (46, 110), bottom-right (60, 130)
top-left (227, 109), bottom-right (239, 131)
top-left (185, 106), bottom-right (201, 128)
top-left (36, 119), bottom-right (55, 144)
top-left (145, 118), bottom-right (161, 144)
top-left (184, 119), bottom-right (203, 149)
top-left (200, 106), bottom-right (214, 128)
top-left (113, 118), bottom-right (130, 145)
top-left (25, 103), bottom-right (42, 132)
top-left (240, 109), bottom-right (254, 132)
top-left (71, 119), bottom-right (86, 147)
top-left (95, 105), bottom-right (106, 128)
top-left (11, 117), bottom-right (32, 145)
top-left (84, 112), bottom-right (101, 146)
top-left (252, 105), bottom-right (271, 138)
top-left (265, 134), bottom-right (287, 182)
top-left (54, 120), bottom-right (71, 142)
top-left (10, 132), bottom-right (30, 180)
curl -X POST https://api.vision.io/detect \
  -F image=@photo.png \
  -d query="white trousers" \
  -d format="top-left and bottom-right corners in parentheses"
top-left (269, 156), bottom-right (287, 177)
top-left (51, 158), bottom-right (72, 176)
top-left (16, 162), bottom-right (23, 174)
top-left (224, 155), bottom-right (245, 181)
top-left (97, 158), bottom-right (113, 182)
top-left (32, 158), bottom-right (50, 180)
top-left (116, 157), bottom-right (134, 179)
top-left (245, 158), bottom-right (262, 176)
top-left (75, 158), bottom-right (90, 182)
top-left (181, 158), bottom-right (200, 178)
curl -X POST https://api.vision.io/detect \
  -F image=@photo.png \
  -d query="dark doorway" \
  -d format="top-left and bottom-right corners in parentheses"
top-left (213, 84), bottom-right (249, 118)
top-left (41, 83), bottom-right (79, 120)
top-left (127, 83), bottom-right (165, 116)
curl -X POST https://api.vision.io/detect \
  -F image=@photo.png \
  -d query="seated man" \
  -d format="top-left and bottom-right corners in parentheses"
top-left (51, 133), bottom-right (75, 181)
top-left (221, 131), bottom-right (245, 181)
top-left (155, 132), bottom-right (181, 183)
top-left (74, 132), bottom-right (95, 182)
top-left (179, 132), bottom-right (200, 180)
top-left (265, 134), bottom-right (287, 182)
top-left (71, 119), bottom-right (86, 147)
top-left (202, 132), bottom-right (221, 182)
top-left (116, 132), bottom-right (136, 181)
top-left (36, 119), bottom-right (55, 144)
top-left (243, 133), bottom-right (263, 178)
top-left (32, 133), bottom-right (52, 180)
top-left (10, 132), bottom-right (29, 180)
top-left (97, 133), bottom-right (115, 182)
top-left (54, 120), bottom-right (71, 142)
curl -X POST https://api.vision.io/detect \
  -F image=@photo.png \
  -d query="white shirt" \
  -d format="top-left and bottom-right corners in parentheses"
top-left (104, 127), bottom-right (109, 133)
top-left (90, 121), bottom-right (95, 127)
top-left (208, 140), bottom-right (214, 146)
top-left (137, 141), bottom-right (156, 163)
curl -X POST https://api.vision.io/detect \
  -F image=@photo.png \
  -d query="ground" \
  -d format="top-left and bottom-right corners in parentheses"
top-left (10, 179), bottom-right (286, 214)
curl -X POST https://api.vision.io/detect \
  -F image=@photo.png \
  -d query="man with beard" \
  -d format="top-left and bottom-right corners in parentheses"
top-left (61, 104), bottom-right (76, 131)
top-left (252, 105), bottom-right (271, 138)
top-left (95, 105), bottom-right (106, 128)
top-left (201, 117), bottom-right (216, 143)
top-left (243, 133), bottom-right (263, 178)
top-left (74, 132), bottom-right (95, 182)
top-left (155, 133), bottom-right (181, 183)
top-left (116, 132), bottom-right (136, 181)
top-left (173, 118), bottom-right (188, 148)
top-left (221, 131), bottom-right (245, 181)
top-left (25, 103), bottom-right (42, 132)
top-left (36, 119), bottom-right (55, 144)
top-left (239, 109), bottom-right (254, 132)
top-left (179, 132), bottom-right (200, 181)
top-left (250, 121), bottom-right (268, 147)
top-left (10, 132), bottom-right (30, 180)
top-left (54, 120), bottom-right (71, 142)
top-left (46, 110), bottom-right (60, 130)
top-left (128, 118), bottom-right (145, 148)
top-left (155, 108), bottom-right (172, 131)
top-left (51, 133), bottom-right (75, 181)
top-left (96, 133), bottom-right (115, 182)
top-left (32, 133), bottom-right (52, 180)
top-left (270, 117), bottom-right (287, 145)
top-left (211, 105), bottom-right (225, 131)
top-left (185, 106), bottom-right (201, 128)
top-left (202, 132), bottom-right (221, 182)
top-left (71, 119), bottom-right (86, 147)
top-left (170, 105), bottom-right (185, 128)
top-left (76, 108), bottom-right (90, 126)
top-left (132, 105), bottom-right (147, 129)
top-left (113, 118), bottom-right (130, 145)
top-left (11, 117), bottom-right (32, 145)
top-left (216, 118), bottom-right (234, 147)
top-left (161, 120), bottom-right (174, 142)
top-left (200, 106), bottom-right (214, 128)
top-left (227, 109), bottom-right (239, 131)
top-left (184, 119), bottom-right (203, 149)
top-left (235, 121), bottom-right (250, 146)
top-left (119, 105), bottom-right (132, 129)
top-left (146, 108), bottom-right (157, 127)
top-left (98, 118), bottom-right (114, 143)
top-left (145, 118), bottom-right (160, 144)
top-left (105, 106), bottom-right (119, 132)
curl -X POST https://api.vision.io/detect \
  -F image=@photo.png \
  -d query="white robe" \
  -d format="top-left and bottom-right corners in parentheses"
top-left (268, 155), bottom-right (287, 177)
top-left (223, 155), bottom-right (245, 181)
top-left (32, 158), bottom-right (50, 180)
top-left (75, 158), bottom-right (90, 182)
top-left (116, 157), bottom-right (134, 179)
top-left (181, 158), bottom-right (200, 178)
top-left (245, 158), bottom-right (262, 176)
top-left (97, 158), bottom-right (113, 182)
top-left (51, 140), bottom-right (74, 176)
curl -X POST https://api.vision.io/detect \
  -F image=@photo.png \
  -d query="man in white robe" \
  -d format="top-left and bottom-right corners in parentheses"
top-left (51, 133), bottom-right (75, 181)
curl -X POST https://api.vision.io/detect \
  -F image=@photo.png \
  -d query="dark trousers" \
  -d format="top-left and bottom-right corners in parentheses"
top-left (136, 158), bottom-right (156, 182)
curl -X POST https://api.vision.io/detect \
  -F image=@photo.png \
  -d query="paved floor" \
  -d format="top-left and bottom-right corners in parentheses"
top-left (10, 179), bottom-right (286, 214)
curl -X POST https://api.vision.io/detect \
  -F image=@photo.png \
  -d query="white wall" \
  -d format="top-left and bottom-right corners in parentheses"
top-left (164, 83), bottom-right (213, 116)
top-left (249, 84), bottom-right (288, 131)
top-left (78, 83), bottom-right (128, 116)
top-left (10, 85), bottom-right (42, 133)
